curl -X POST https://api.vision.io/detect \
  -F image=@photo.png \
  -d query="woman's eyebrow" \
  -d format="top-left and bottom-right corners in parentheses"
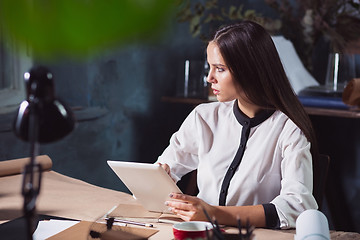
top-left (210, 63), bottom-right (227, 67)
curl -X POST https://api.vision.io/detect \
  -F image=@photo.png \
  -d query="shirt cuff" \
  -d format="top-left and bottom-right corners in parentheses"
top-left (262, 203), bottom-right (280, 229)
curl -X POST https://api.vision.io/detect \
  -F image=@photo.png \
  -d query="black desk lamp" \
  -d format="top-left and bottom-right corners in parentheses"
top-left (13, 66), bottom-right (76, 240)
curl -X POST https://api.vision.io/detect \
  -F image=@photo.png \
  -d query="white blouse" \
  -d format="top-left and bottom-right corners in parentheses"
top-left (156, 100), bottom-right (318, 228)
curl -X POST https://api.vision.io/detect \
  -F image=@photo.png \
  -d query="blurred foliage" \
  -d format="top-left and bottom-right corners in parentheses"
top-left (265, 0), bottom-right (360, 70)
top-left (176, 0), bottom-right (360, 71)
top-left (0, 0), bottom-right (175, 59)
top-left (176, 0), bottom-right (281, 42)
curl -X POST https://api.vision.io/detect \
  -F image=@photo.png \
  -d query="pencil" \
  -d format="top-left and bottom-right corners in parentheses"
top-left (105, 217), bottom-right (154, 228)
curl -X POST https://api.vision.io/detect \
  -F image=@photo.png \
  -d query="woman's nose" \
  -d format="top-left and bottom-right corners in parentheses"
top-left (207, 70), bottom-right (216, 83)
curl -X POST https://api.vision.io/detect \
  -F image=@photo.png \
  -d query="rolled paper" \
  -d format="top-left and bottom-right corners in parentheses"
top-left (0, 155), bottom-right (52, 177)
top-left (295, 209), bottom-right (330, 240)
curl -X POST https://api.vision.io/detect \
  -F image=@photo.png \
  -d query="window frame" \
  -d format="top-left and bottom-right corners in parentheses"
top-left (0, 32), bottom-right (32, 114)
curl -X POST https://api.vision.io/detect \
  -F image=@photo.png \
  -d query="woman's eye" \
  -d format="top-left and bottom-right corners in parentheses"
top-left (216, 67), bottom-right (224, 72)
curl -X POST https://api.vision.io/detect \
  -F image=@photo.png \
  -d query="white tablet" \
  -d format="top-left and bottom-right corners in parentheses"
top-left (107, 160), bottom-right (182, 213)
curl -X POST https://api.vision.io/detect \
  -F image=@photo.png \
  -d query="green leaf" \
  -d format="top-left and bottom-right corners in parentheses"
top-left (229, 6), bottom-right (238, 20)
top-left (244, 9), bottom-right (257, 18)
top-left (205, 0), bottom-right (219, 9)
top-left (190, 15), bottom-right (203, 37)
top-left (0, 0), bottom-right (175, 59)
top-left (236, 5), bottom-right (244, 19)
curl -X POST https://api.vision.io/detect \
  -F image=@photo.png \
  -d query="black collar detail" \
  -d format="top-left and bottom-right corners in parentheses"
top-left (233, 100), bottom-right (275, 127)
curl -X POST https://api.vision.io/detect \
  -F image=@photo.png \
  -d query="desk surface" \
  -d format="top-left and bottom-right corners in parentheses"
top-left (1, 169), bottom-right (359, 239)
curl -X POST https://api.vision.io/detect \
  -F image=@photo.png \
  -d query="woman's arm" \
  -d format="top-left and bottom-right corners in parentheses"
top-left (165, 192), bottom-right (266, 227)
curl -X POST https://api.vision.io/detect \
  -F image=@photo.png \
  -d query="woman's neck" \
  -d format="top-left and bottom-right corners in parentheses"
top-left (237, 99), bottom-right (262, 118)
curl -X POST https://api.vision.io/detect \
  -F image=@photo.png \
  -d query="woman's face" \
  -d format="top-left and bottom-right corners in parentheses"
top-left (206, 42), bottom-right (240, 102)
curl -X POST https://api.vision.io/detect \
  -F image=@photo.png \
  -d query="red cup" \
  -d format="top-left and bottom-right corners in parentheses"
top-left (173, 221), bottom-right (213, 240)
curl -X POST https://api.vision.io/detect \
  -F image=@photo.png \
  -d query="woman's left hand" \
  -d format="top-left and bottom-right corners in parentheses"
top-left (165, 192), bottom-right (215, 222)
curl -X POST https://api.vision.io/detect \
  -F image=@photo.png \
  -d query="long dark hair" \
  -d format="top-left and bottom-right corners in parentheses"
top-left (211, 21), bottom-right (319, 167)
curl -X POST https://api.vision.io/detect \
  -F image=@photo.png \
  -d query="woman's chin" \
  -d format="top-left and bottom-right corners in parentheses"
top-left (217, 96), bottom-right (236, 102)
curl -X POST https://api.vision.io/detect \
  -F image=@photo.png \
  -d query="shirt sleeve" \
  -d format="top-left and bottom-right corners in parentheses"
top-left (155, 107), bottom-right (201, 182)
top-left (263, 203), bottom-right (280, 229)
top-left (270, 119), bottom-right (318, 229)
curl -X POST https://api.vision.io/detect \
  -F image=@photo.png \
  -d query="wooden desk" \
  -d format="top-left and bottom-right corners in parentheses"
top-left (1, 158), bottom-right (359, 239)
top-left (161, 96), bottom-right (360, 119)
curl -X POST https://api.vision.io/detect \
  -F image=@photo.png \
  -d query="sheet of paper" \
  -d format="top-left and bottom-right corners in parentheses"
top-left (47, 221), bottom-right (159, 240)
top-left (33, 219), bottom-right (79, 240)
top-left (272, 36), bottom-right (319, 94)
top-left (109, 203), bottom-right (162, 218)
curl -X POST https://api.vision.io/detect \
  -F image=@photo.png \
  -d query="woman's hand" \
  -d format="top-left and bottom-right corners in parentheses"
top-left (157, 162), bottom-right (176, 182)
top-left (165, 192), bottom-right (215, 222)
top-left (165, 193), bottom-right (266, 227)
top-left (157, 162), bottom-right (170, 175)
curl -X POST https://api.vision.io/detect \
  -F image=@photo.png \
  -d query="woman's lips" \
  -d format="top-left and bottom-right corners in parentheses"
top-left (212, 89), bottom-right (220, 95)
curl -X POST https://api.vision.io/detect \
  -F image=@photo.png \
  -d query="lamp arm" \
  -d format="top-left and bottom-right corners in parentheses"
top-left (21, 98), bottom-right (42, 240)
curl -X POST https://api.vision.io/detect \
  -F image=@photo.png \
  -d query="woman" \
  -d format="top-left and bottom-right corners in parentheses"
top-left (156, 20), bottom-right (318, 229)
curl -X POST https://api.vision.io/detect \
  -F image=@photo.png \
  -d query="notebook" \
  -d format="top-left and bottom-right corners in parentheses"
top-left (107, 160), bottom-right (182, 213)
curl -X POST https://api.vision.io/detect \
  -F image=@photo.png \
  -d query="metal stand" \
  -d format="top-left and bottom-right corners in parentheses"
top-left (21, 100), bottom-right (41, 240)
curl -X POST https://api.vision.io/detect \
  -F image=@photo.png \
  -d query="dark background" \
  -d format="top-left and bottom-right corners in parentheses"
top-left (0, 0), bottom-right (359, 233)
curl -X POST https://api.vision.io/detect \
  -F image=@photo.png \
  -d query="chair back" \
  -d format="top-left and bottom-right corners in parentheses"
top-left (313, 154), bottom-right (330, 210)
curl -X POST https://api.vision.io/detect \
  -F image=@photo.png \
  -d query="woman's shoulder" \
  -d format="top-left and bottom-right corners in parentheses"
top-left (271, 110), bottom-right (305, 137)
top-left (271, 110), bottom-right (296, 125)
top-left (185, 100), bottom-right (235, 122)
top-left (194, 100), bottom-right (234, 112)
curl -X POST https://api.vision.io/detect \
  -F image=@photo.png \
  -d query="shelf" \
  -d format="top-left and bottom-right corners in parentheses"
top-left (304, 106), bottom-right (360, 119)
top-left (162, 96), bottom-right (360, 119)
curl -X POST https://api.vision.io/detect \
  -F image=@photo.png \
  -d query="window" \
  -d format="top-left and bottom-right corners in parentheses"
top-left (0, 30), bottom-right (32, 114)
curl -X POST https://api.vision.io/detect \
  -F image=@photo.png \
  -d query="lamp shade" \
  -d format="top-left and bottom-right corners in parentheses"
top-left (13, 66), bottom-right (75, 143)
